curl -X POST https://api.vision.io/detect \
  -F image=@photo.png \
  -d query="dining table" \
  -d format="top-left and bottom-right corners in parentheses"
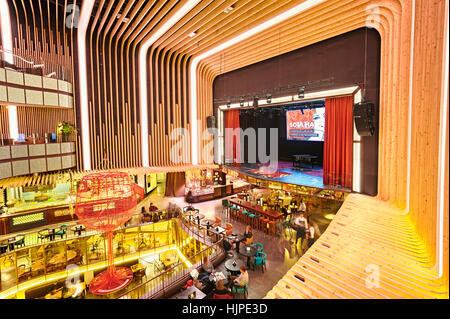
top-left (71, 225), bottom-right (86, 236)
top-left (225, 258), bottom-right (245, 276)
top-left (48, 250), bottom-right (77, 265)
top-left (169, 286), bottom-right (206, 299)
top-left (239, 245), bottom-right (258, 269)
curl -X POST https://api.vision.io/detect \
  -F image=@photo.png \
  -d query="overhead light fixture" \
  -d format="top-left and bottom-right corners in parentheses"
top-left (240, 97), bottom-right (244, 106)
top-left (188, 31), bottom-right (197, 38)
top-left (266, 95), bottom-right (272, 103)
top-left (46, 72), bottom-right (56, 77)
top-left (253, 96), bottom-right (259, 108)
top-left (227, 101), bottom-right (231, 108)
top-left (298, 86), bottom-right (305, 99)
top-left (224, 5), bottom-right (234, 13)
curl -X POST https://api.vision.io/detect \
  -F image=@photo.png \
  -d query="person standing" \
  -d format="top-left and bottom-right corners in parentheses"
top-left (307, 225), bottom-right (315, 248)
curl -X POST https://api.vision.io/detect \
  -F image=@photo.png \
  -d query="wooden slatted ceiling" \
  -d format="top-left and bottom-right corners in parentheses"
top-left (81, 0), bottom-right (315, 170)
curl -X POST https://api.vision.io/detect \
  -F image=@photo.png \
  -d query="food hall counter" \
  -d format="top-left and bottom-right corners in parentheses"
top-left (0, 183), bottom-right (74, 235)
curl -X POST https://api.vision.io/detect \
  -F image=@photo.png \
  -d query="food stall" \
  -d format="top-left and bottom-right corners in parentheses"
top-left (0, 182), bottom-right (75, 235)
top-left (185, 169), bottom-right (251, 203)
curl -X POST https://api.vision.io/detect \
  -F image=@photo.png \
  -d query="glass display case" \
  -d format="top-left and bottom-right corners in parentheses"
top-left (3, 183), bottom-right (72, 214)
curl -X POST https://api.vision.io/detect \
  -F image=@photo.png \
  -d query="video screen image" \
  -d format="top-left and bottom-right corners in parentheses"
top-left (286, 107), bottom-right (325, 141)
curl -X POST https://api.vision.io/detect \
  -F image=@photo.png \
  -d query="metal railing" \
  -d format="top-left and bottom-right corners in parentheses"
top-left (0, 49), bottom-right (71, 81)
top-left (0, 208), bottom-right (178, 253)
top-left (116, 215), bottom-right (225, 299)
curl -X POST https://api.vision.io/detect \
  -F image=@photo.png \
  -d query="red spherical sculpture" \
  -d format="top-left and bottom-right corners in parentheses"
top-left (75, 171), bottom-right (139, 295)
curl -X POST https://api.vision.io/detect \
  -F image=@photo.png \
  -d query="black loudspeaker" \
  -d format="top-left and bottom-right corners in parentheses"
top-left (354, 102), bottom-right (375, 136)
top-left (206, 115), bottom-right (216, 133)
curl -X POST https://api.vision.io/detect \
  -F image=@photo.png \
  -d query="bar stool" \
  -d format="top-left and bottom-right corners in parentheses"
top-left (267, 220), bottom-right (276, 236)
top-left (260, 217), bottom-right (269, 233)
top-left (247, 213), bottom-right (256, 228)
top-left (254, 214), bottom-right (262, 229)
top-left (230, 205), bottom-right (239, 220)
top-left (240, 210), bottom-right (249, 224)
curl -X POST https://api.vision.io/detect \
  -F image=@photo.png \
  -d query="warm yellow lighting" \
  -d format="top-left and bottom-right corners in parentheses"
top-left (324, 214), bottom-right (335, 220)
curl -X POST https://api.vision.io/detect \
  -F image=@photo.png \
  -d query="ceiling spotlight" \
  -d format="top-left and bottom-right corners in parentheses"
top-left (253, 96), bottom-right (259, 108)
top-left (224, 5), bottom-right (234, 13)
top-left (298, 86), bottom-right (305, 99)
top-left (188, 31), bottom-right (197, 38)
top-left (240, 97), bottom-right (244, 106)
top-left (227, 101), bottom-right (231, 108)
top-left (266, 95), bottom-right (272, 103)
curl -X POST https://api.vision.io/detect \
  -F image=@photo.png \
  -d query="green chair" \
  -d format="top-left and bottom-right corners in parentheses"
top-left (251, 243), bottom-right (263, 255)
top-left (38, 229), bottom-right (49, 242)
top-left (14, 234), bottom-right (25, 248)
top-left (232, 283), bottom-right (248, 299)
top-left (252, 252), bottom-right (267, 272)
top-left (55, 225), bottom-right (68, 239)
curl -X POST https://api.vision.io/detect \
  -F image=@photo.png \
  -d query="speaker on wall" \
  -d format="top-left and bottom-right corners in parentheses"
top-left (207, 115), bottom-right (216, 133)
top-left (354, 102), bottom-right (375, 136)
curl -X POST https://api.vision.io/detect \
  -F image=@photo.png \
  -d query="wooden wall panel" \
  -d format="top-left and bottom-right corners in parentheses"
top-left (16, 105), bottom-right (75, 137)
top-left (0, 105), bottom-right (10, 138)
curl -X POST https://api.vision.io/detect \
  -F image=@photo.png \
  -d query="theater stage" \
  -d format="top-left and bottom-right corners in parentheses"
top-left (224, 161), bottom-right (350, 192)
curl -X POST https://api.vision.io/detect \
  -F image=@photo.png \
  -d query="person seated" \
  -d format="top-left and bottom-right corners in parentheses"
top-left (198, 256), bottom-right (214, 281)
top-left (232, 265), bottom-right (249, 288)
top-left (212, 280), bottom-right (232, 299)
top-left (223, 238), bottom-right (234, 255)
top-left (149, 202), bottom-right (158, 212)
top-left (243, 225), bottom-right (253, 245)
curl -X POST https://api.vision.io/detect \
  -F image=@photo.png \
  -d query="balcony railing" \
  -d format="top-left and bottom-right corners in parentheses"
top-left (116, 214), bottom-right (226, 299)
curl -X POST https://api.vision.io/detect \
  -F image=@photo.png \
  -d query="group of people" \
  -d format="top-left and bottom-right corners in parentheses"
top-left (189, 256), bottom-right (249, 298)
top-left (140, 202), bottom-right (181, 223)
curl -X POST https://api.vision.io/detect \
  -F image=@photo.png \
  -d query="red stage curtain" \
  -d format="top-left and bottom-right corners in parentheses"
top-left (225, 109), bottom-right (241, 165)
top-left (323, 96), bottom-right (353, 188)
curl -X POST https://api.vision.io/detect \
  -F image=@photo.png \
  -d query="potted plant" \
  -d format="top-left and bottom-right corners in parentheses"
top-left (57, 122), bottom-right (77, 142)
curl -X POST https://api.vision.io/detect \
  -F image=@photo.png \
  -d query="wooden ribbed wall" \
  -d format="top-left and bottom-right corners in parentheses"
top-left (16, 105), bottom-right (75, 137)
top-left (6, 0), bottom-right (76, 81)
top-left (0, 105), bottom-right (10, 138)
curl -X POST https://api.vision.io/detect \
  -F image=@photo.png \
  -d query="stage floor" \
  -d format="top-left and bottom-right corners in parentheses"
top-left (227, 161), bottom-right (325, 188)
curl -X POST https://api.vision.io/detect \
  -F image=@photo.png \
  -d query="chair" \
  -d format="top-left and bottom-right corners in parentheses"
top-left (214, 217), bottom-right (222, 228)
top-left (231, 283), bottom-right (248, 299)
top-left (55, 225), bottom-right (68, 239)
top-left (213, 293), bottom-right (233, 299)
top-left (38, 229), bottom-right (49, 242)
top-left (252, 252), bottom-right (267, 272)
top-left (224, 223), bottom-right (233, 236)
top-left (15, 235), bottom-right (25, 248)
top-left (251, 243), bottom-right (263, 255)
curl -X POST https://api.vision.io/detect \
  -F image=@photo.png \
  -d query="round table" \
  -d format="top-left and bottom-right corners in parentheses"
top-left (209, 271), bottom-right (229, 286)
top-left (239, 245), bottom-right (258, 269)
top-left (71, 225), bottom-right (85, 236)
top-left (225, 259), bottom-right (245, 275)
top-left (193, 213), bottom-right (205, 225)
